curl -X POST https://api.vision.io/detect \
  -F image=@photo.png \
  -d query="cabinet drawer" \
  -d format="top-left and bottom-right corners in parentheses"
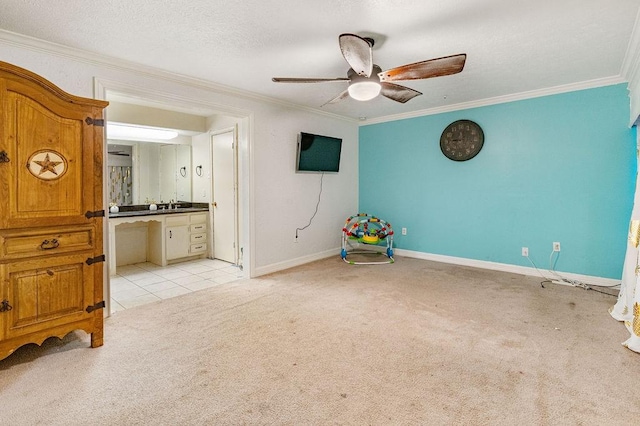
top-left (190, 232), bottom-right (206, 243)
top-left (190, 213), bottom-right (207, 224)
top-left (190, 223), bottom-right (206, 233)
top-left (190, 243), bottom-right (207, 254)
top-left (165, 214), bottom-right (189, 226)
top-left (0, 226), bottom-right (95, 260)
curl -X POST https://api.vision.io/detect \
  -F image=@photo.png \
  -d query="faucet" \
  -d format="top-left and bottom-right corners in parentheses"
top-left (168, 199), bottom-right (173, 210)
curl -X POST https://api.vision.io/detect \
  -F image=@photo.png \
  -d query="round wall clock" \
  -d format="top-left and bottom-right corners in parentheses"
top-left (440, 119), bottom-right (484, 161)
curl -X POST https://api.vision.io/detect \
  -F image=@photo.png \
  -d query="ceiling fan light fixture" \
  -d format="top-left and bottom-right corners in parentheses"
top-left (348, 81), bottom-right (381, 101)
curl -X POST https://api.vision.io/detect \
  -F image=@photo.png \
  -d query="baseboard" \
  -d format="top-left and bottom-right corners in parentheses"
top-left (253, 248), bottom-right (337, 277)
top-left (394, 248), bottom-right (621, 288)
top-left (255, 247), bottom-right (621, 288)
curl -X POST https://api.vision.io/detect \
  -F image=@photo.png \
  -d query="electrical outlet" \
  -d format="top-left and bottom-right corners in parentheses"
top-left (294, 235), bottom-right (299, 243)
top-left (522, 247), bottom-right (529, 257)
top-left (401, 227), bottom-right (407, 235)
top-left (553, 242), bottom-right (561, 252)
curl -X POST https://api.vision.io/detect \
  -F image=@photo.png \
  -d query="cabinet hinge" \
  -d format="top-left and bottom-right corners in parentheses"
top-left (0, 299), bottom-right (13, 312)
top-left (85, 117), bottom-right (105, 127)
top-left (86, 254), bottom-right (106, 265)
top-left (85, 210), bottom-right (105, 219)
top-left (86, 301), bottom-right (105, 313)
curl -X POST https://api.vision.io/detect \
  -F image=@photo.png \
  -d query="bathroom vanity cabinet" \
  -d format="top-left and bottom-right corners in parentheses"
top-left (163, 213), bottom-right (207, 261)
top-left (0, 61), bottom-right (108, 361)
top-left (109, 210), bottom-right (208, 275)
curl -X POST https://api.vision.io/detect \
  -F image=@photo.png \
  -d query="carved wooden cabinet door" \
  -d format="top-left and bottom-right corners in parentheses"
top-left (0, 61), bottom-right (108, 361)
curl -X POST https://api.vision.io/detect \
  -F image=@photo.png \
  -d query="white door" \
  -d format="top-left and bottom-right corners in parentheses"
top-left (211, 128), bottom-right (238, 264)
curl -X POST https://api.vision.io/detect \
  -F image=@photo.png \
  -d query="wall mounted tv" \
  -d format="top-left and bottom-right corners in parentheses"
top-left (296, 132), bottom-right (342, 173)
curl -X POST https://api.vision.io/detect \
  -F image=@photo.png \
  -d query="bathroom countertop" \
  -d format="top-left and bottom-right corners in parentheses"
top-left (108, 203), bottom-right (209, 218)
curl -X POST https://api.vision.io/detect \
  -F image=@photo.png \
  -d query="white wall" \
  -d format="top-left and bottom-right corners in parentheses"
top-left (623, 10), bottom-right (640, 124)
top-left (0, 34), bottom-right (359, 277)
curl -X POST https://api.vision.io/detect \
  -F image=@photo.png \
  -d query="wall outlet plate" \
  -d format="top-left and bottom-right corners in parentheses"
top-left (522, 247), bottom-right (529, 257)
top-left (553, 242), bottom-right (561, 252)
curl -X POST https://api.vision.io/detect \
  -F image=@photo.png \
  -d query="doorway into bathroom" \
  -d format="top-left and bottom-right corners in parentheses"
top-left (95, 79), bottom-right (252, 315)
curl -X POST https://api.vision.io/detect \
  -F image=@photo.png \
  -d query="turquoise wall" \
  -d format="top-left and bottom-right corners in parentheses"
top-left (359, 84), bottom-right (636, 279)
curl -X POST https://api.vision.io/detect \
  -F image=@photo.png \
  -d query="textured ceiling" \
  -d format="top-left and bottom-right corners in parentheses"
top-left (1, 0), bottom-right (639, 120)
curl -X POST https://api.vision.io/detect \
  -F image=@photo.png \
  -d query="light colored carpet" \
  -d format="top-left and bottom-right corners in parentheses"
top-left (1, 256), bottom-right (639, 425)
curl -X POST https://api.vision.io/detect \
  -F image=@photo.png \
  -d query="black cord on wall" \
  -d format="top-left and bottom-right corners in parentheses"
top-left (295, 173), bottom-right (324, 240)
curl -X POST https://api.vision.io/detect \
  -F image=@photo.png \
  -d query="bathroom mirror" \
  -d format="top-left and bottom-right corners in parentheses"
top-left (108, 141), bottom-right (192, 205)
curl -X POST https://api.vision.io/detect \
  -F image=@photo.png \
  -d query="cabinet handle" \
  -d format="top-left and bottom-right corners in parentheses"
top-left (40, 238), bottom-right (60, 250)
top-left (169, 230), bottom-right (172, 239)
top-left (0, 299), bottom-right (12, 312)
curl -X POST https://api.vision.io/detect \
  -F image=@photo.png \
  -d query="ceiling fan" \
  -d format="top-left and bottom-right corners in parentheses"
top-left (272, 33), bottom-right (466, 105)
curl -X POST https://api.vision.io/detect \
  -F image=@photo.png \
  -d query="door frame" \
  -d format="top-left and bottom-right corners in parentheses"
top-left (94, 78), bottom-right (254, 317)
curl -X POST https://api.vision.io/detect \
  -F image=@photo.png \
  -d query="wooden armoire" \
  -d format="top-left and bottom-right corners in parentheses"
top-left (0, 61), bottom-right (108, 361)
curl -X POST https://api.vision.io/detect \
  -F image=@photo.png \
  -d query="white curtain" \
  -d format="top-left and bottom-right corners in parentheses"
top-left (108, 165), bottom-right (133, 206)
top-left (610, 130), bottom-right (640, 353)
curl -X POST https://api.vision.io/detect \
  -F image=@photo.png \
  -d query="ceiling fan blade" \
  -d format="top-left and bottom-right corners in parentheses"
top-left (380, 82), bottom-right (422, 103)
top-left (339, 33), bottom-right (373, 77)
top-left (272, 77), bottom-right (349, 83)
top-left (321, 89), bottom-right (350, 106)
top-left (379, 54), bottom-right (467, 82)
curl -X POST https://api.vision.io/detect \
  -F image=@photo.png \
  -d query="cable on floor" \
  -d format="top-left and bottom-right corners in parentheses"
top-left (526, 250), bottom-right (620, 295)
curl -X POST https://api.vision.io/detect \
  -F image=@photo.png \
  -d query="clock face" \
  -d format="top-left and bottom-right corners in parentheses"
top-left (440, 120), bottom-right (484, 161)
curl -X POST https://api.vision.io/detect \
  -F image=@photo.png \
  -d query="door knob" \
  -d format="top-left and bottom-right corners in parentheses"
top-left (213, 202), bottom-right (217, 207)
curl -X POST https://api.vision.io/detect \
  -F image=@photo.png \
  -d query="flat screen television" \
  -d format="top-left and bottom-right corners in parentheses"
top-left (296, 132), bottom-right (342, 173)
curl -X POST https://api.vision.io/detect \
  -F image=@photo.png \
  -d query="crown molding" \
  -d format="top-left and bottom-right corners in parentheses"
top-left (0, 29), bottom-right (357, 124)
top-left (0, 29), bottom-right (629, 127)
top-left (362, 75), bottom-right (626, 126)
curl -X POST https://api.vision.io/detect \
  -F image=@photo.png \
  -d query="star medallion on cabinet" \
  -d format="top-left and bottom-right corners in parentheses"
top-left (27, 150), bottom-right (68, 179)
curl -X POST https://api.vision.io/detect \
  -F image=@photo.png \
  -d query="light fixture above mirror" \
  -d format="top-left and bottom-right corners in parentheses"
top-left (107, 123), bottom-right (178, 141)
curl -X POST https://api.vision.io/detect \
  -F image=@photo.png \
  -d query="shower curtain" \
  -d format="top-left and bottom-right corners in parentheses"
top-left (109, 165), bottom-right (133, 206)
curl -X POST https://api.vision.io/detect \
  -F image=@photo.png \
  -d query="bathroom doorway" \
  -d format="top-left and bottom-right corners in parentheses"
top-left (95, 78), bottom-right (253, 316)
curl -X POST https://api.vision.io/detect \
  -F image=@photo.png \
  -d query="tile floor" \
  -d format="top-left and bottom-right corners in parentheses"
top-left (109, 258), bottom-right (243, 313)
